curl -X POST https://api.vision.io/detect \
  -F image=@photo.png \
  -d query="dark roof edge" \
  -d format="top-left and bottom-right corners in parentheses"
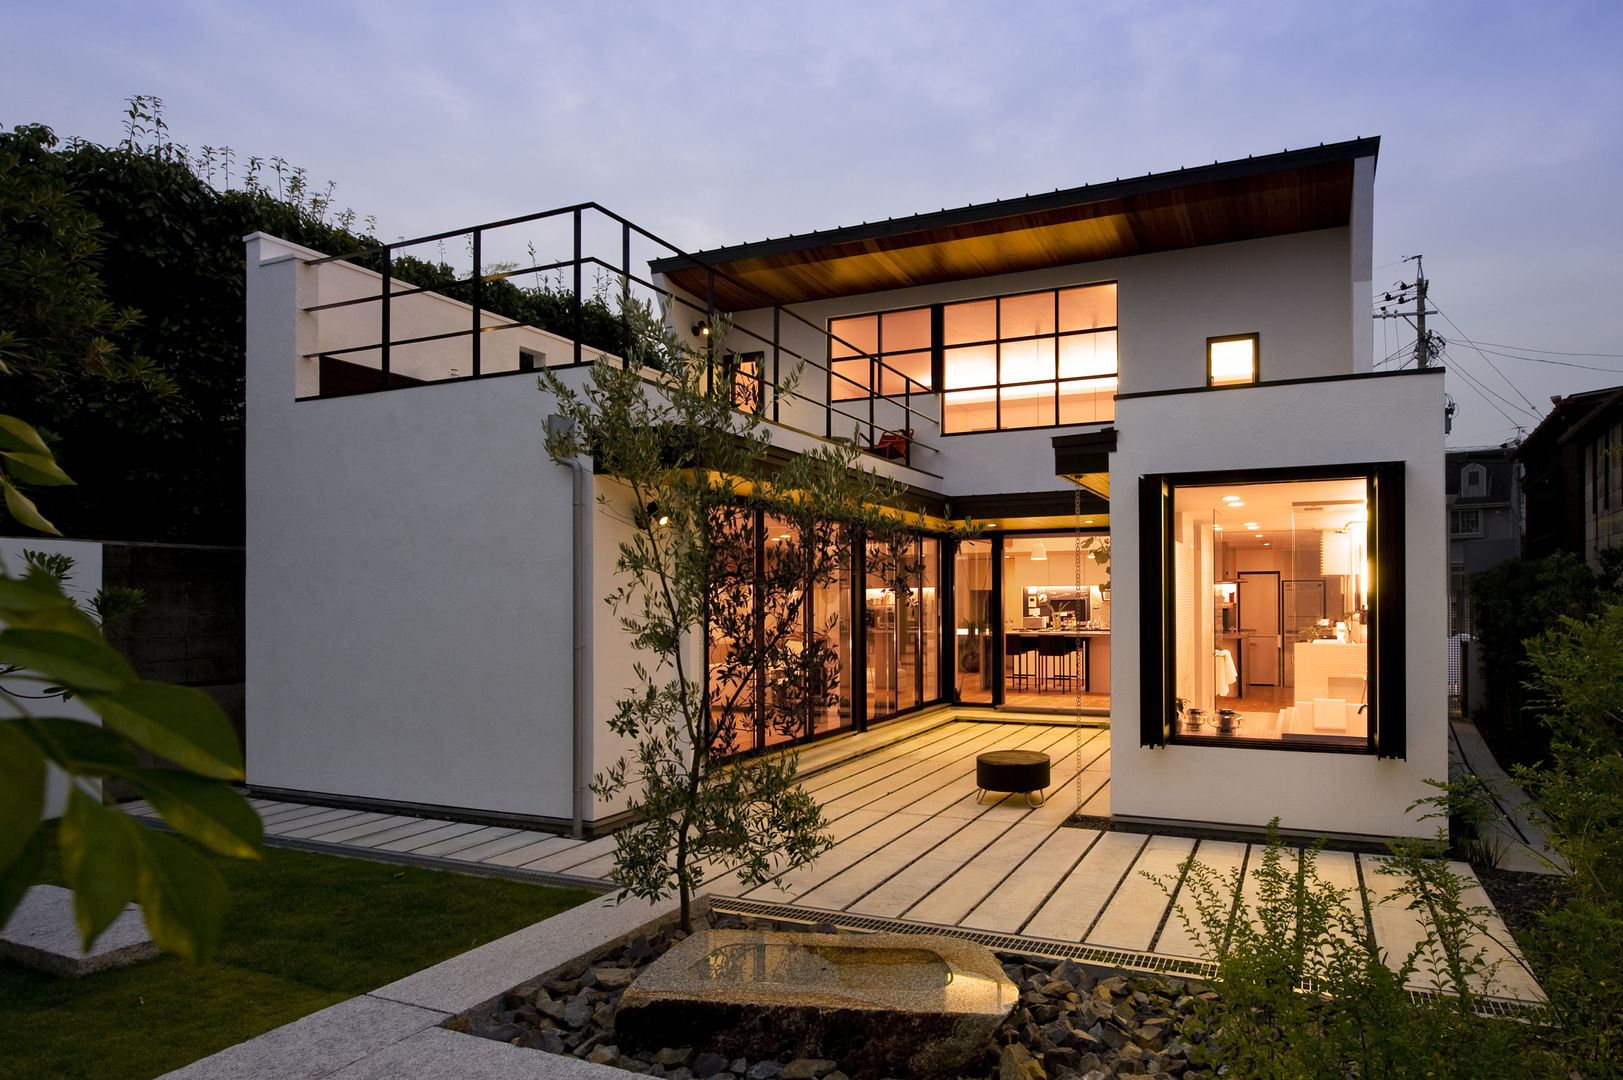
top-left (652, 137), bottom-right (1380, 274)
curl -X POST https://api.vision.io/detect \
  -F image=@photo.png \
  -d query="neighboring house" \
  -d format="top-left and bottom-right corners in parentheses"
top-left (244, 136), bottom-right (1446, 842)
top-left (1445, 446), bottom-right (1522, 636)
top-left (1518, 385), bottom-right (1623, 568)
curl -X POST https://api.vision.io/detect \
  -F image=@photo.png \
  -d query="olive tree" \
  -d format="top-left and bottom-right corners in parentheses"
top-left (542, 303), bottom-right (903, 931)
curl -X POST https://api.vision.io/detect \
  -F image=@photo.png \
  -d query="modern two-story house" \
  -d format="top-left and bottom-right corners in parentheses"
top-left (243, 136), bottom-right (1445, 843)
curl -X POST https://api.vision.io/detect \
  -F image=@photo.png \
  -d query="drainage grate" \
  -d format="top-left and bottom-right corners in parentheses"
top-left (707, 896), bottom-right (1219, 981)
top-left (708, 897), bottom-right (1549, 1018)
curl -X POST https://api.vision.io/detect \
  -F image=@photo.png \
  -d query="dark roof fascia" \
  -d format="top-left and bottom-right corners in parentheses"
top-left (650, 138), bottom-right (1381, 275)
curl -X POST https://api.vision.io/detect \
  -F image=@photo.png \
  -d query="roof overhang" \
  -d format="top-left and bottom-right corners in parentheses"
top-left (653, 138), bottom-right (1379, 310)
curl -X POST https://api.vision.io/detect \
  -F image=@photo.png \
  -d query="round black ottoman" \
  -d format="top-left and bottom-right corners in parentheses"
top-left (975, 749), bottom-right (1051, 807)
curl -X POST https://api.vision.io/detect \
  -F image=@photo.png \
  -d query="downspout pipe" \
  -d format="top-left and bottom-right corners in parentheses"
top-left (548, 415), bottom-right (589, 840)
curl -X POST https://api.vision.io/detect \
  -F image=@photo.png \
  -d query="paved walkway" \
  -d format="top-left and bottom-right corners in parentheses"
top-left (122, 714), bottom-right (1543, 1004)
top-left (1448, 719), bottom-right (1565, 875)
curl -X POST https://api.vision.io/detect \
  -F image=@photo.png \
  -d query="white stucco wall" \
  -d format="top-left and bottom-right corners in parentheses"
top-left (1106, 370), bottom-right (1448, 839)
top-left (1, 538), bottom-right (105, 818)
top-left (246, 236), bottom-right (584, 821)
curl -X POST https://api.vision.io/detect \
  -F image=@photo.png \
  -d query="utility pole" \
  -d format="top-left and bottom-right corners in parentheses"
top-left (1411, 255), bottom-right (1430, 368)
top-left (1373, 254), bottom-right (1441, 368)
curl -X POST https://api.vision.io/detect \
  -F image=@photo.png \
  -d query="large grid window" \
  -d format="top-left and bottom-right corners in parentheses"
top-left (943, 284), bottom-right (1117, 432)
top-left (826, 283), bottom-right (1118, 432)
top-left (829, 308), bottom-right (933, 401)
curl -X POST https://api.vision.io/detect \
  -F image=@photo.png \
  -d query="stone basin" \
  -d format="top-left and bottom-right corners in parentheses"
top-left (613, 929), bottom-right (1016, 1079)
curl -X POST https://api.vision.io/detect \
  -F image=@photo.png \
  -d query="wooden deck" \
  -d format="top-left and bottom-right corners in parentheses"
top-left (119, 716), bottom-right (1543, 1004)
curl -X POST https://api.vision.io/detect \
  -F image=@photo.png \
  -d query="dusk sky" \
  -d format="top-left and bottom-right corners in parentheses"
top-left (5, 0), bottom-right (1620, 448)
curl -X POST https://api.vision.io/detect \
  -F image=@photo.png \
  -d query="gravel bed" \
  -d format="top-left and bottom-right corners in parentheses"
top-left (453, 911), bottom-right (1215, 1079)
top-left (1473, 866), bottom-right (1566, 936)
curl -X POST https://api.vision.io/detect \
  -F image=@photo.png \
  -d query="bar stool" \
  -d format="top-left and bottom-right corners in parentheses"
top-left (1037, 634), bottom-right (1078, 692)
top-left (1004, 634), bottom-right (1035, 689)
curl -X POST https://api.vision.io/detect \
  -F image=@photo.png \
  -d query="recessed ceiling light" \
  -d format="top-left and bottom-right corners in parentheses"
top-left (1222, 495), bottom-right (1241, 502)
top-left (1244, 522), bottom-right (1259, 530)
top-left (1228, 501), bottom-right (1244, 508)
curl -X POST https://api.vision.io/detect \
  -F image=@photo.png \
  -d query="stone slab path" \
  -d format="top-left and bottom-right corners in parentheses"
top-left (121, 716), bottom-right (1542, 1004)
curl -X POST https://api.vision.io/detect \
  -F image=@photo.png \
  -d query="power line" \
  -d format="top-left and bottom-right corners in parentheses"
top-left (1431, 302), bottom-right (1541, 413)
top-left (1449, 361), bottom-right (1539, 428)
top-left (1468, 345), bottom-right (1623, 374)
top-left (1470, 341), bottom-right (1623, 359)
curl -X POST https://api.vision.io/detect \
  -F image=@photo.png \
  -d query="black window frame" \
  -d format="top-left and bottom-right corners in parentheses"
top-left (1206, 332), bottom-right (1260, 387)
top-left (1138, 461), bottom-right (1406, 759)
top-left (824, 282), bottom-right (1120, 433)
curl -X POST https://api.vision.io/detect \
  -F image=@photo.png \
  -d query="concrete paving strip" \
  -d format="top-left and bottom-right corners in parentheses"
top-left (330, 815), bottom-right (452, 850)
top-left (253, 802), bottom-right (350, 827)
top-left (411, 826), bottom-right (520, 859)
top-left (445, 830), bottom-right (561, 864)
top-left (1084, 834), bottom-right (1193, 952)
top-left (1455, 866), bottom-right (1545, 1002)
top-left (487, 835), bottom-right (583, 869)
top-left (375, 820), bottom-right (487, 853)
top-left (282, 811), bottom-right (394, 841)
top-left (310, 813), bottom-right (431, 845)
top-left (264, 807), bottom-right (368, 836)
top-left (959, 825), bottom-right (1101, 932)
top-left (1360, 852), bottom-right (1439, 987)
top-left (521, 833), bottom-right (619, 874)
top-left (903, 820), bottom-right (1058, 926)
top-left (1020, 828), bottom-right (1145, 941)
top-left (742, 809), bottom-right (926, 901)
top-left (1151, 840), bottom-right (1246, 960)
top-left (817, 812), bottom-right (993, 915)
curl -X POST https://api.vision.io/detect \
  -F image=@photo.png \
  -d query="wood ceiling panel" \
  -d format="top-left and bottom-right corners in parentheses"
top-left (661, 147), bottom-right (1369, 309)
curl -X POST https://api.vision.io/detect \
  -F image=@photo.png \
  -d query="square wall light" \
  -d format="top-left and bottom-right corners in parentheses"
top-left (1207, 334), bottom-right (1258, 386)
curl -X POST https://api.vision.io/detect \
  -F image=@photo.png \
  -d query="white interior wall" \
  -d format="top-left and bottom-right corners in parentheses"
top-left (1108, 370), bottom-right (1447, 839)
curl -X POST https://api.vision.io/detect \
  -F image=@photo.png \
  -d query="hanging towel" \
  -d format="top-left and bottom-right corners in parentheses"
top-left (1213, 649), bottom-right (1237, 697)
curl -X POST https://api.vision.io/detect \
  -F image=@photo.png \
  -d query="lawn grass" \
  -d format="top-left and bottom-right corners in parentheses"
top-left (0, 830), bottom-right (602, 1080)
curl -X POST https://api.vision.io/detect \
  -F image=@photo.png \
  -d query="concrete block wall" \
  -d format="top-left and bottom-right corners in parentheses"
top-left (102, 542), bottom-right (246, 750)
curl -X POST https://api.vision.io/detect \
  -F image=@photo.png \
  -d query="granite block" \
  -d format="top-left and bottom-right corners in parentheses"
top-left (0, 884), bottom-right (158, 977)
top-left (156, 994), bottom-right (448, 1079)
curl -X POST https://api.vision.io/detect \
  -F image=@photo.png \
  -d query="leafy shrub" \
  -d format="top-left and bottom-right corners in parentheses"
top-left (1154, 823), bottom-right (1536, 1079)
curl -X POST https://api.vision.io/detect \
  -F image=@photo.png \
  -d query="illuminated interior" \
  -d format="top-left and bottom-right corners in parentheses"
top-left (1170, 476), bottom-right (1372, 747)
top-left (1207, 334), bottom-right (1258, 386)
top-left (828, 283), bottom-right (1119, 432)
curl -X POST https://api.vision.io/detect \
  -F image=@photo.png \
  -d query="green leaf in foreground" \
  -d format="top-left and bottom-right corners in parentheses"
top-left (0, 828), bottom-right (46, 929)
top-left (0, 449), bottom-right (73, 487)
top-left (20, 716), bottom-right (139, 775)
top-left (0, 473), bottom-right (59, 535)
top-left (131, 770), bottom-right (263, 859)
top-left (0, 722), bottom-right (45, 873)
top-left (0, 628), bottom-right (135, 691)
top-left (59, 788), bottom-right (139, 948)
top-left (83, 681), bottom-right (243, 779)
top-left (130, 825), bottom-right (228, 964)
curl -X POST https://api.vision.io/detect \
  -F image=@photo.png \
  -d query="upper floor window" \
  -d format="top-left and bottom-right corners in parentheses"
top-left (1207, 334), bottom-right (1258, 386)
top-left (1450, 508), bottom-right (1483, 537)
top-left (827, 282), bottom-right (1119, 434)
top-left (1460, 463), bottom-right (1486, 497)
